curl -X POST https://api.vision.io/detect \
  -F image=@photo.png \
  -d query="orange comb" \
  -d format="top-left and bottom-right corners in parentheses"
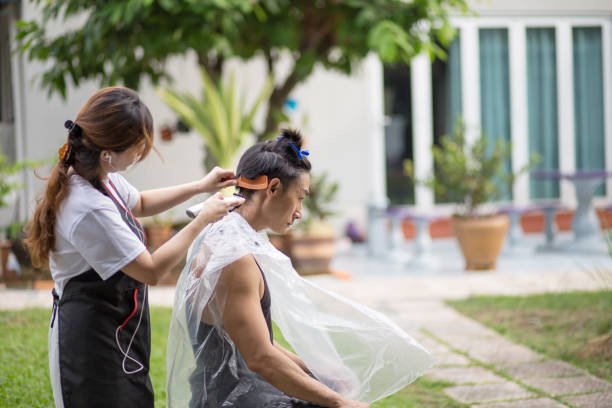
top-left (237, 175), bottom-right (268, 190)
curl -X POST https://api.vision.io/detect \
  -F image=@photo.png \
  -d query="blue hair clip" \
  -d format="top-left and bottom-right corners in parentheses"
top-left (288, 142), bottom-right (310, 160)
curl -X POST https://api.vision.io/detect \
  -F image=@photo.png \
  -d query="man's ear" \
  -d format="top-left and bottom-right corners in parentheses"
top-left (267, 178), bottom-right (282, 196)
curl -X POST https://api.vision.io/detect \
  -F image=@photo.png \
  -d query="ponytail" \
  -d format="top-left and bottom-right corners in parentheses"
top-left (24, 163), bottom-right (72, 268)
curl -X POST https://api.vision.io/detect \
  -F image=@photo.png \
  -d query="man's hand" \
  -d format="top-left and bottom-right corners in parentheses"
top-left (336, 399), bottom-right (369, 408)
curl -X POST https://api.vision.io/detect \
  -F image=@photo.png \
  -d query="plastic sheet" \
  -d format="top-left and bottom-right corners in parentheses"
top-left (166, 212), bottom-right (434, 407)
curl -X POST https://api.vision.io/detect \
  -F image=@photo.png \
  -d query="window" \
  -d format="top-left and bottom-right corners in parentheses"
top-left (479, 28), bottom-right (512, 200)
top-left (383, 64), bottom-right (414, 205)
top-left (573, 26), bottom-right (606, 196)
top-left (527, 27), bottom-right (559, 199)
top-left (432, 36), bottom-right (462, 203)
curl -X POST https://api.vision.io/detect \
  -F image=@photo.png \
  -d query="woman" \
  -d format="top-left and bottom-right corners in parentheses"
top-left (166, 129), bottom-right (434, 407)
top-left (24, 86), bottom-right (244, 408)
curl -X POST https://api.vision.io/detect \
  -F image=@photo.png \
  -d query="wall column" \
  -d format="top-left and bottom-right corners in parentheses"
top-left (411, 53), bottom-right (434, 211)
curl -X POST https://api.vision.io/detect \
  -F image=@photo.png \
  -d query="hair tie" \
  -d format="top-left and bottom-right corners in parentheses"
top-left (288, 142), bottom-right (310, 161)
top-left (64, 120), bottom-right (76, 132)
top-left (58, 143), bottom-right (69, 161)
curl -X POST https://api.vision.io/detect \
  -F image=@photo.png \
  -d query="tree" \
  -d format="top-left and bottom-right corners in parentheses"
top-left (17, 0), bottom-right (468, 141)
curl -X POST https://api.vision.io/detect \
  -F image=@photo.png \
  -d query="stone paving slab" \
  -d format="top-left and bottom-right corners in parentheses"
top-left (444, 382), bottom-right (535, 404)
top-left (409, 333), bottom-right (449, 353)
top-left (470, 397), bottom-right (566, 407)
top-left (562, 392), bottom-right (612, 407)
top-left (522, 376), bottom-right (612, 397)
top-left (434, 351), bottom-right (472, 366)
top-left (427, 366), bottom-right (505, 384)
top-left (459, 338), bottom-right (542, 366)
top-left (502, 360), bottom-right (585, 379)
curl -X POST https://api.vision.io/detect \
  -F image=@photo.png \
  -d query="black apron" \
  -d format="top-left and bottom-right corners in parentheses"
top-left (50, 179), bottom-right (153, 407)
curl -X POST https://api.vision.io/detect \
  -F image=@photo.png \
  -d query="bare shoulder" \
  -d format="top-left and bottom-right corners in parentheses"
top-left (218, 255), bottom-right (262, 295)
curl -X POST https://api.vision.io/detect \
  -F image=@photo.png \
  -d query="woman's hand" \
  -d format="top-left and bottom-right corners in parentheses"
top-left (195, 193), bottom-right (245, 224)
top-left (199, 167), bottom-right (237, 193)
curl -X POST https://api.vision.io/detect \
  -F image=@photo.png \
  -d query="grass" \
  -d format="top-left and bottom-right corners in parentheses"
top-left (1, 307), bottom-right (460, 407)
top-left (447, 290), bottom-right (612, 382)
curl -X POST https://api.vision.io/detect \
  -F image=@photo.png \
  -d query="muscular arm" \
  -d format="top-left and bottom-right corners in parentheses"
top-left (274, 341), bottom-right (312, 375)
top-left (220, 255), bottom-right (343, 408)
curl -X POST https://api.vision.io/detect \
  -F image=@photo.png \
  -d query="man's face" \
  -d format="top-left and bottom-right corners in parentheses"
top-left (267, 172), bottom-right (310, 234)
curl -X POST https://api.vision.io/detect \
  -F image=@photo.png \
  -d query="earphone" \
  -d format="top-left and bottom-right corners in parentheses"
top-left (104, 152), bottom-right (112, 164)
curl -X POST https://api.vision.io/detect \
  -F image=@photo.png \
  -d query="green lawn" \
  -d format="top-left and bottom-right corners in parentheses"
top-left (447, 290), bottom-right (612, 382)
top-left (1, 307), bottom-right (461, 407)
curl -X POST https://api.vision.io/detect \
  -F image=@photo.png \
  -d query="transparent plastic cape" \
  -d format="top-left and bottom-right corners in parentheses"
top-left (166, 212), bottom-right (434, 407)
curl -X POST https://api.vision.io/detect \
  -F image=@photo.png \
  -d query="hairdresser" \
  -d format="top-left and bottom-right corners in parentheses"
top-left (24, 86), bottom-right (244, 408)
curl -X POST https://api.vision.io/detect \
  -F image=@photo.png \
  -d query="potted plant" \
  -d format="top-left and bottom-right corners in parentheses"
top-left (143, 212), bottom-right (175, 252)
top-left (0, 150), bottom-right (37, 282)
top-left (157, 69), bottom-right (273, 170)
top-left (271, 172), bottom-right (339, 276)
top-left (404, 120), bottom-right (534, 270)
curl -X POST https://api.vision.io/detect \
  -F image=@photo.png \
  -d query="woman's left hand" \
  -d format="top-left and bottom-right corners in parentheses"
top-left (199, 166), bottom-right (237, 193)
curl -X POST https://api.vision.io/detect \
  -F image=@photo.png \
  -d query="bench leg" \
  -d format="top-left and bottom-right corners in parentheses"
top-left (507, 212), bottom-right (521, 247)
top-left (414, 219), bottom-right (431, 256)
top-left (543, 208), bottom-right (557, 245)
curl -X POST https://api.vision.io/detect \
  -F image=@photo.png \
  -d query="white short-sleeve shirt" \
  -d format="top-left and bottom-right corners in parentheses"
top-left (50, 173), bottom-right (147, 296)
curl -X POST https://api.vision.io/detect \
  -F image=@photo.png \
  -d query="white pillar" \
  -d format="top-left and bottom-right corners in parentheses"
top-left (410, 53), bottom-right (434, 211)
top-left (461, 22), bottom-right (481, 147)
top-left (364, 53), bottom-right (388, 207)
top-left (556, 22), bottom-right (576, 206)
top-left (509, 22), bottom-right (529, 205)
top-left (8, 3), bottom-right (28, 222)
top-left (602, 21), bottom-right (612, 202)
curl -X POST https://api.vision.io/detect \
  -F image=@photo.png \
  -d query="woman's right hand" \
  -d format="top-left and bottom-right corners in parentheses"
top-left (195, 193), bottom-right (245, 224)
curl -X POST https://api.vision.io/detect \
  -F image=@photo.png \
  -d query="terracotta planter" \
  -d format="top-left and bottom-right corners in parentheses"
top-left (0, 240), bottom-right (17, 282)
top-left (33, 280), bottom-right (55, 290)
top-left (290, 235), bottom-right (335, 276)
top-left (144, 225), bottom-right (174, 251)
top-left (268, 233), bottom-right (292, 257)
top-left (452, 214), bottom-right (509, 271)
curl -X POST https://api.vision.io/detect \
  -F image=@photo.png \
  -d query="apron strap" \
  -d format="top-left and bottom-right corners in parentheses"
top-left (50, 288), bottom-right (59, 328)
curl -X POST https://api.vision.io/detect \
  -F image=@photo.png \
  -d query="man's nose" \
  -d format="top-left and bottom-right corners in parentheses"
top-left (294, 210), bottom-right (302, 220)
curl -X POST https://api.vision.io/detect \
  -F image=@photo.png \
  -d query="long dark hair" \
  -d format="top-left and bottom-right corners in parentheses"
top-left (25, 87), bottom-right (154, 268)
top-left (236, 128), bottom-right (311, 198)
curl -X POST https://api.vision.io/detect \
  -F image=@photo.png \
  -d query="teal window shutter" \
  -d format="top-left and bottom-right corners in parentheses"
top-left (479, 28), bottom-right (512, 200)
top-left (573, 26), bottom-right (606, 196)
top-left (527, 28), bottom-right (560, 199)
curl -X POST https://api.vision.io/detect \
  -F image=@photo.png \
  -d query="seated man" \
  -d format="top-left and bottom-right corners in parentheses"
top-left (166, 129), bottom-right (433, 408)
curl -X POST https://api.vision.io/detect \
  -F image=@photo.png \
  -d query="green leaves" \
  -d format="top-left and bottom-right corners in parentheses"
top-left (300, 172), bottom-right (339, 232)
top-left (369, 21), bottom-right (415, 63)
top-left (16, 0), bottom-right (468, 100)
top-left (16, 0), bottom-right (468, 142)
top-left (0, 151), bottom-right (39, 209)
top-left (157, 69), bottom-right (273, 169)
